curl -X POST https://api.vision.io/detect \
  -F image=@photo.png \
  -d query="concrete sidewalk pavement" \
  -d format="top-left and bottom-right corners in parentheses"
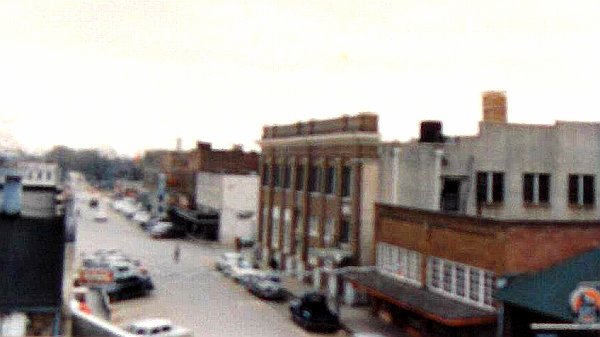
top-left (281, 273), bottom-right (404, 337)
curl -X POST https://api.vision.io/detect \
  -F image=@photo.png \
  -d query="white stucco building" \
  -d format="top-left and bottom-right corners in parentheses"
top-left (195, 172), bottom-right (259, 245)
top-left (380, 91), bottom-right (600, 220)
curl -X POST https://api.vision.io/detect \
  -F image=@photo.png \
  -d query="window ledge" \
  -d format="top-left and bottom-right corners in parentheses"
top-left (568, 203), bottom-right (596, 210)
top-left (480, 202), bottom-right (504, 209)
top-left (523, 202), bottom-right (551, 208)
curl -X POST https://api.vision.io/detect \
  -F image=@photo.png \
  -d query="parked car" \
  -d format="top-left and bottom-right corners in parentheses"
top-left (247, 273), bottom-right (285, 300)
top-left (214, 252), bottom-right (241, 272)
top-left (132, 210), bottom-right (151, 225)
top-left (94, 210), bottom-right (108, 222)
top-left (290, 292), bottom-right (340, 332)
top-left (230, 259), bottom-right (260, 283)
top-left (149, 222), bottom-right (184, 239)
top-left (125, 319), bottom-right (192, 337)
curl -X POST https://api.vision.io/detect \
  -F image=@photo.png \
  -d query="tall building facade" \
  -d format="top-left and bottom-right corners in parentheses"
top-left (257, 114), bottom-right (380, 294)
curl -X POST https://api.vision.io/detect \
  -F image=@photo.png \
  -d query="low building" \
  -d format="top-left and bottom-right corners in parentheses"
top-left (195, 172), bottom-right (259, 245)
top-left (257, 113), bottom-right (380, 297)
top-left (345, 205), bottom-right (600, 337)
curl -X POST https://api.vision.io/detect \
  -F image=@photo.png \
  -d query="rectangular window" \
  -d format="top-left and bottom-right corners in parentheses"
top-left (283, 165), bottom-right (291, 189)
top-left (324, 166), bottom-right (335, 195)
top-left (273, 164), bottom-right (281, 187)
top-left (283, 209), bottom-right (292, 251)
top-left (339, 217), bottom-right (350, 244)
top-left (295, 165), bottom-right (304, 191)
top-left (261, 165), bottom-right (270, 186)
top-left (523, 173), bottom-right (550, 204)
top-left (341, 166), bottom-right (352, 198)
top-left (477, 171), bottom-right (504, 204)
top-left (569, 174), bottom-right (596, 206)
top-left (271, 208), bottom-right (280, 249)
top-left (324, 218), bottom-right (334, 245)
top-left (427, 257), bottom-right (495, 310)
top-left (376, 243), bottom-right (422, 285)
top-left (309, 216), bottom-right (319, 237)
top-left (308, 165), bottom-right (321, 193)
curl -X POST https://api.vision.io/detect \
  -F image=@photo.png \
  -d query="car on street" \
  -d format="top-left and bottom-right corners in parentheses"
top-left (247, 273), bottom-right (285, 300)
top-left (214, 252), bottom-right (241, 273)
top-left (125, 319), bottom-right (192, 337)
top-left (133, 210), bottom-right (151, 225)
top-left (290, 292), bottom-right (340, 332)
top-left (230, 259), bottom-right (261, 283)
top-left (94, 210), bottom-right (108, 222)
top-left (149, 221), bottom-right (184, 239)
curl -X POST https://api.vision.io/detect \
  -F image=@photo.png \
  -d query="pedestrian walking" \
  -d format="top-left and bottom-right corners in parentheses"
top-left (173, 244), bottom-right (181, 264)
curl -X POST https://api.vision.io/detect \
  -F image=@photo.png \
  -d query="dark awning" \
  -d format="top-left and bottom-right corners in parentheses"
top-left (344, 271), bottom-right (496, 327)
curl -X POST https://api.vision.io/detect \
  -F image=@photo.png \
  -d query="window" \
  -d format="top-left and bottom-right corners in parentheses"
top-left (261, 165), bottom-right (270, 186)
top-left (46, 170), bottom-right (52, 181)
top-left (324, 166), bottom-right (335, 195)
top-left (339, 217), bottom-right (350, 244)
top-left (283, 165), bottom-right (291, 189)
top-left (273, 164), bottom-right (281, 187)
top-left (295, 164), bottom-right (305, 191)
top-left (324, 218), bottom-right (334, 245)
top-left (283, 209), bottom-right (292, 251)
top-left (271, 208), bottom-right (280, 248)
top-left (308, 165), bottom-right (321, 193)
top-left (523, 173), bottom-right (550, 204)
top-left (309, 216), bottom-right (319, 237)
top-left (568, 174), bottom-right (595, 206)
top-left (262, 207), bottom-right (269, 243)
top-left (341, 166), bottom-right (352, 197)
top-left (427, 257), bottom-right (494, 310)
top-left (476, 171), bottom-right (504, 204)
top-left (376, 243), bottom-right (422, 286)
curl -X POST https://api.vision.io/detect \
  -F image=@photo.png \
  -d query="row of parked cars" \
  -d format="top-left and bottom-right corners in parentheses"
top-left (214, 252), bottom-right (341, 333)
top-left (110, 198), bottom-right (185, 239)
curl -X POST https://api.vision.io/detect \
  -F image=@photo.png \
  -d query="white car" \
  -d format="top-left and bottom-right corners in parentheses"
top-left (125, 319), bottom-right (192, 337)
top-left (133, 210), bottom-right (151, 224)
top-left (229, 259), bottom-right (258, 281)
top-left (215, 252), bottom-right (241, 273)
top-left (93, 210), bottom-right (108, 222)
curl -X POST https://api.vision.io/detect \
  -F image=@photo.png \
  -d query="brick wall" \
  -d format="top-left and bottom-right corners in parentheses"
top-left (376, 204), bottom-right (600, 276)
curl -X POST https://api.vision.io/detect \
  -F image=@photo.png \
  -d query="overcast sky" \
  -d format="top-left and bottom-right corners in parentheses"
top-left (1, 1), bottom-right (600, 156)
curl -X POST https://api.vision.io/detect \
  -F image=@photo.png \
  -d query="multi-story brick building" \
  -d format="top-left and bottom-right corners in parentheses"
top-left (257, 113), bottom-right (380, 295)
top-left (344, 92), bottom-right (600, 337)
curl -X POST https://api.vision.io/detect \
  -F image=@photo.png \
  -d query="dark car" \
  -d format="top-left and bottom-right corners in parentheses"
top-left (290, 292), bottom-right (340, 332)
top-left (247, 273), bottom-right (285, 301)
top-left (89, 198), bottom-right (99, 208)
top-left (106, 274), bottom-right (154, 301)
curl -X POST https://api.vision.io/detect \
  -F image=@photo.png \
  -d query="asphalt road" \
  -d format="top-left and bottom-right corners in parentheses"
top-left (74, 193), bottom-right (348, 337)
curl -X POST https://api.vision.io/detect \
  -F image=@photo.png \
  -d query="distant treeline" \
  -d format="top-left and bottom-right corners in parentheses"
top-left (44, 146), bottom-right (142, 186)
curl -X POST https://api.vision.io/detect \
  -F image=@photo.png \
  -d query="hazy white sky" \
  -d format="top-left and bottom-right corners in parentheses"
top-left (1, 0), bottom-right (600, 156)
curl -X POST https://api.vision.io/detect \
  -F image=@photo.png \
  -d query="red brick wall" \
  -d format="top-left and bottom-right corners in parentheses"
top-left (376, 204), bottom-right (600, 276)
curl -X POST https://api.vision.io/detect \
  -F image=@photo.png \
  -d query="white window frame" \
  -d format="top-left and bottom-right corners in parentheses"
top-left (426, 257), bottom-right (495, 310)
top-left (309, 216), bottom-right (319, 237)
top-left (283, 209), bottom-right (292, 252)
top-left (271, 208), bottom-right (280, 249)
top-left (324, 218), bottom-right (334, 245)
top-left (376, 243), bottom-right (422, 286)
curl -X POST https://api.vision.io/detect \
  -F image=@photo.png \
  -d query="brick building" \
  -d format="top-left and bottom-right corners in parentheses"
top-left (345, 91), bottom-right (600, 337)
top-left (142, 141), bottom-right (259, 209)
top-left (345, 205), bottom-right (600, 337)
top-left (257, 113), bottom-right (380, 296)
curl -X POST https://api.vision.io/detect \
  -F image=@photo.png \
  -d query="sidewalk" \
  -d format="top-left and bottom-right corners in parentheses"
top-left (281, 273), bottom-right (405, 337)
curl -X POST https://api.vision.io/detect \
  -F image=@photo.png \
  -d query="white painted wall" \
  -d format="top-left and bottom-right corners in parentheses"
top-left (380, 121), bottom-right (600, 220)
top-left (196, 172), bottom-right (259, 245)
top-left (358, 159), bottom-right (379, 266)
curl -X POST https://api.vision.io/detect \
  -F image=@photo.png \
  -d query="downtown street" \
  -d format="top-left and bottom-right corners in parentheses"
top-left (73, 192), bottom-right (348, 337)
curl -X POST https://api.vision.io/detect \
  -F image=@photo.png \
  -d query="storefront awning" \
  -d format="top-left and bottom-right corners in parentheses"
top-left (344, 271), bottom-right (497, 327)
